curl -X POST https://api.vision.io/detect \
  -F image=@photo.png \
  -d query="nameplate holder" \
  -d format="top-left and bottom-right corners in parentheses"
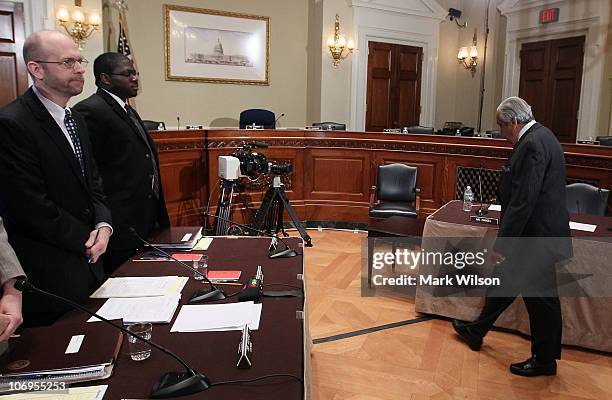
top-left (236, 325), bottom-right (252, 369)
top-left (470, 215), bottom-right (499, 225)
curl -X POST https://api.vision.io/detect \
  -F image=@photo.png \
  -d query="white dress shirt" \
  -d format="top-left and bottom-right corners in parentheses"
top-left (102, 88), bottom-right (128, 111)
top-left (32, 85), bottom-right (76, 153)
top-left (518, 120), bottom-right (537, 142)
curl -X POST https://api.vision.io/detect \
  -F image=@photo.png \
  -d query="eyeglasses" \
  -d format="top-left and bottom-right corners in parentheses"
top-left (34, 58), bottom-right (89, 69)
top-left (108, 71), bottom-right (139, 78)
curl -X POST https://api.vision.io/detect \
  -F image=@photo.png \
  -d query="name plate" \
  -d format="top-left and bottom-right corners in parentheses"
top-left (470, 215), bottom-right (499, 225)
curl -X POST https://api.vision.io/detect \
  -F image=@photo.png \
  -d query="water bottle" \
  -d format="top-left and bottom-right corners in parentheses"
top-left (463, 185), bottom-right (474, 212)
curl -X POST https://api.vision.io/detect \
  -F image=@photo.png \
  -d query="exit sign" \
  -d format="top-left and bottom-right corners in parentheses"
top-left (539, 8), bottom-right (559, 24)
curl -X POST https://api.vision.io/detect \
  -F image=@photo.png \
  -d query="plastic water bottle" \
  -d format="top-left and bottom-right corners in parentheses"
top-left (463, 186), bottom-right (474, 212)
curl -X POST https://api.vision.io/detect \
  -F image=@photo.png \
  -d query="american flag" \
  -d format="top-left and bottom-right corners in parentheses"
top-left (117, 13), bottom-right (132, 60)
top-left (117, 11), bottom-right (137, 105)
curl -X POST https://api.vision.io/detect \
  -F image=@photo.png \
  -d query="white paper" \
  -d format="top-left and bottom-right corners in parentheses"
top-left (193, 237), bottom-right (214, 251)
top-left (171, 302), bottom-right (262, 332)
top-left (569, 221), bottom-right (597, 232)
top-left (181, 233), bottom-right (192, 242)
top-left (88, 295), bottom-right (181, 324)
top-left (0, 385), bottom-right (108, 400)
top-left (65, 334), bottom-right (84, 354)
top-left (90, 276), bottom-right (188, 298)
top-left (488, 204), bottom-right (501, 211)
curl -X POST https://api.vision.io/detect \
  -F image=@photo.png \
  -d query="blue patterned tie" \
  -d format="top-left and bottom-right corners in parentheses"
top-left (64, 109), bottom-right (85, 176)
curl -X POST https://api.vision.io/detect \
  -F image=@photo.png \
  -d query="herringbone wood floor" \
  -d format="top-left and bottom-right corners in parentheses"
top-left (301, 229), bottom-right (612, 400)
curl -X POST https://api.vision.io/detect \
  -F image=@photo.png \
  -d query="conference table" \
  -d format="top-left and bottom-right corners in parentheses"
top-left (57, 234), bottom-right (310, 399)
top-left (414, 200), bottom-right (612, 352)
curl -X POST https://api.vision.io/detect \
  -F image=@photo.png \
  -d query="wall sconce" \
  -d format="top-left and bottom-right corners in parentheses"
top-left (458, 30), bottom-right (478, 77)
top-left (56, 0), bottom-right (100, 50)
top-left (327, 14), bottom-right (354, 68)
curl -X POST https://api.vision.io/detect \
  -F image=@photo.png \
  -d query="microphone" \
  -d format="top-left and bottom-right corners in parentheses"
top-left (238, 265), bottom-right (263, 302)
top-left (274, 113), bottom-right (285, 126)
top-left (176, 116), bottom-right (180, 130)
top-left (14, 279), bottom-right (210, 399)
top-left (128, 227), bottom-right (226, 303)
top-left (475, 165), bottom-right (488, 217)
top-left (205, 213), bottom-right (298, 259)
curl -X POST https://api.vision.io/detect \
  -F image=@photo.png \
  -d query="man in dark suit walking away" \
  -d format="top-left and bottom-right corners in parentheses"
top-left (74, 53), bottom-right (169, 275)
top-left (0, 30), bottom-right (112, 327)
top-left (452, 96), bottom-right (572, 377)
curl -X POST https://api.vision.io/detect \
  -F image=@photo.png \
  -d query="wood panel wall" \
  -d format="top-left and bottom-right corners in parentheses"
top-left (150, 130), bottom-right (612, 226)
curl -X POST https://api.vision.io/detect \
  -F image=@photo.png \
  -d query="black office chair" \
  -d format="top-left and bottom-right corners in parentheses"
top-left (597, 136), bottom-right (612, 146)
top-left (370, 164), bottom-right (420, 219)
top-left (142, 120), bottom-right (165, 131)
top-left (312, 122), bottom-right (346, 131)
top-left (405, 126), bottom-right (434, 134)
top-left (368, 163), bottom-right (420, 281)
top-left (239, 109), bottom-right (275, 129)
top-left (566, 183), bottom-right (610, 216)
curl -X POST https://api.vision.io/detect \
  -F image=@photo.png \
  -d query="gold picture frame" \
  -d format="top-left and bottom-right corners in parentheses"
top-left (164, 4), bottom-right (270, 85)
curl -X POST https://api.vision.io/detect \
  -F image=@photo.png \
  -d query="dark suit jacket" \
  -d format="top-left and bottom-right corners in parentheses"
top-left (495, 122), bottom-right (572, 261)
top-left (0, 87), bottom-right (110, 321)
top-left (74, 89), bottom-right (169, 252)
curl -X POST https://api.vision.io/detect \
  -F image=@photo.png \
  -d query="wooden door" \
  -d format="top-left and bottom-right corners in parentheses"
top-left (366, 41), bottom-right (422, 131)
top-left (0, 1), bottom-right (27, 108)
top-left (519, 36), bottom-right (584, 143)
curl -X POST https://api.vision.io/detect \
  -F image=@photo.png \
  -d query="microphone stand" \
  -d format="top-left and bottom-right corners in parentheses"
top-left (128, 228), bottom-right (226, 303)
top-left (475, 165), bottom-right (488, 217)
top-left (204, 212), bottom-right (299, 259)
top-left (14, 279), bottom-right (210, 399)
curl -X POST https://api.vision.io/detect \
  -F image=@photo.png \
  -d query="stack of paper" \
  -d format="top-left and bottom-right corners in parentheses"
top-left (171, 301), bottom-right (262, 332)
top-left (90, 276), bottom-right (188, 298)
top-left (89, 276), bottom-right (188, 324)
top-left (87, 295), bottom-right (181, 324)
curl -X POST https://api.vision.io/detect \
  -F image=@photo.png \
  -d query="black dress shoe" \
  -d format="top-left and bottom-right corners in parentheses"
top-left (451, 319), bottom-right (482, 351)
top-left (510, 357), bottom-right (557, 377)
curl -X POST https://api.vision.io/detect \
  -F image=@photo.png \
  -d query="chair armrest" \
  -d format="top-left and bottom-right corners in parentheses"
top-left (369, 186), bottom-right (377, 207)
top-left (415, 188), bottom-right (421, 212)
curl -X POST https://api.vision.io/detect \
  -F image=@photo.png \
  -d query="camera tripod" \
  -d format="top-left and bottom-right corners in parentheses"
top-left (254, 175), bottom-right (312, 247)
top-left (213, 179), bottom-right (240, 236)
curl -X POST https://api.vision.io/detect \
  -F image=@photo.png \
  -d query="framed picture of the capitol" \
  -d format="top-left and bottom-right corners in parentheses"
top-left (164, 5), bottom-right (270, 85)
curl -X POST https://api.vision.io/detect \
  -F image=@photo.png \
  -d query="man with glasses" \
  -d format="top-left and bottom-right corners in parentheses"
top-left (452, 96), bottom-right (572, 377)
top-left (75, 53), bottom-right (169, 274)
top-left (0, 30), bottom-right (112, 327)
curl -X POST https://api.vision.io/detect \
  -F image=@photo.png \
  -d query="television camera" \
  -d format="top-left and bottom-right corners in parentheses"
top-left (219, 142), bottom-right (293, 181)
top-left (213, 142), bottom-right (311, 247)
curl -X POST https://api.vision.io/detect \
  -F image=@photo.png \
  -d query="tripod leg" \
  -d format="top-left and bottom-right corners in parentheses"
top-left (278, 190), bottom-right (312, 247)
top-left (254, 187), bottom-right (275, 233)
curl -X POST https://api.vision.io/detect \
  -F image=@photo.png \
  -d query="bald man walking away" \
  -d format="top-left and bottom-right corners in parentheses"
top-left (0, 30), bottom-right (112, 327)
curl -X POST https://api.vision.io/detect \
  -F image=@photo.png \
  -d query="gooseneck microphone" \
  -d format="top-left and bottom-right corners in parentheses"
top-left (205, 213), bottom-right (298, 259)
top-left (274, 113), bottom-right (285, 126)
top-left (14, 279), bottom-right (210, 399)
top-left (128, 228), bottom-right (226, 303)
top-left (475, 165), bottom-right (488, 217)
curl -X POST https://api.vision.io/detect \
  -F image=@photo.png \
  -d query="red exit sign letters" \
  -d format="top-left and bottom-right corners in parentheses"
top-left (539, 8), bottom-right (559, 24)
